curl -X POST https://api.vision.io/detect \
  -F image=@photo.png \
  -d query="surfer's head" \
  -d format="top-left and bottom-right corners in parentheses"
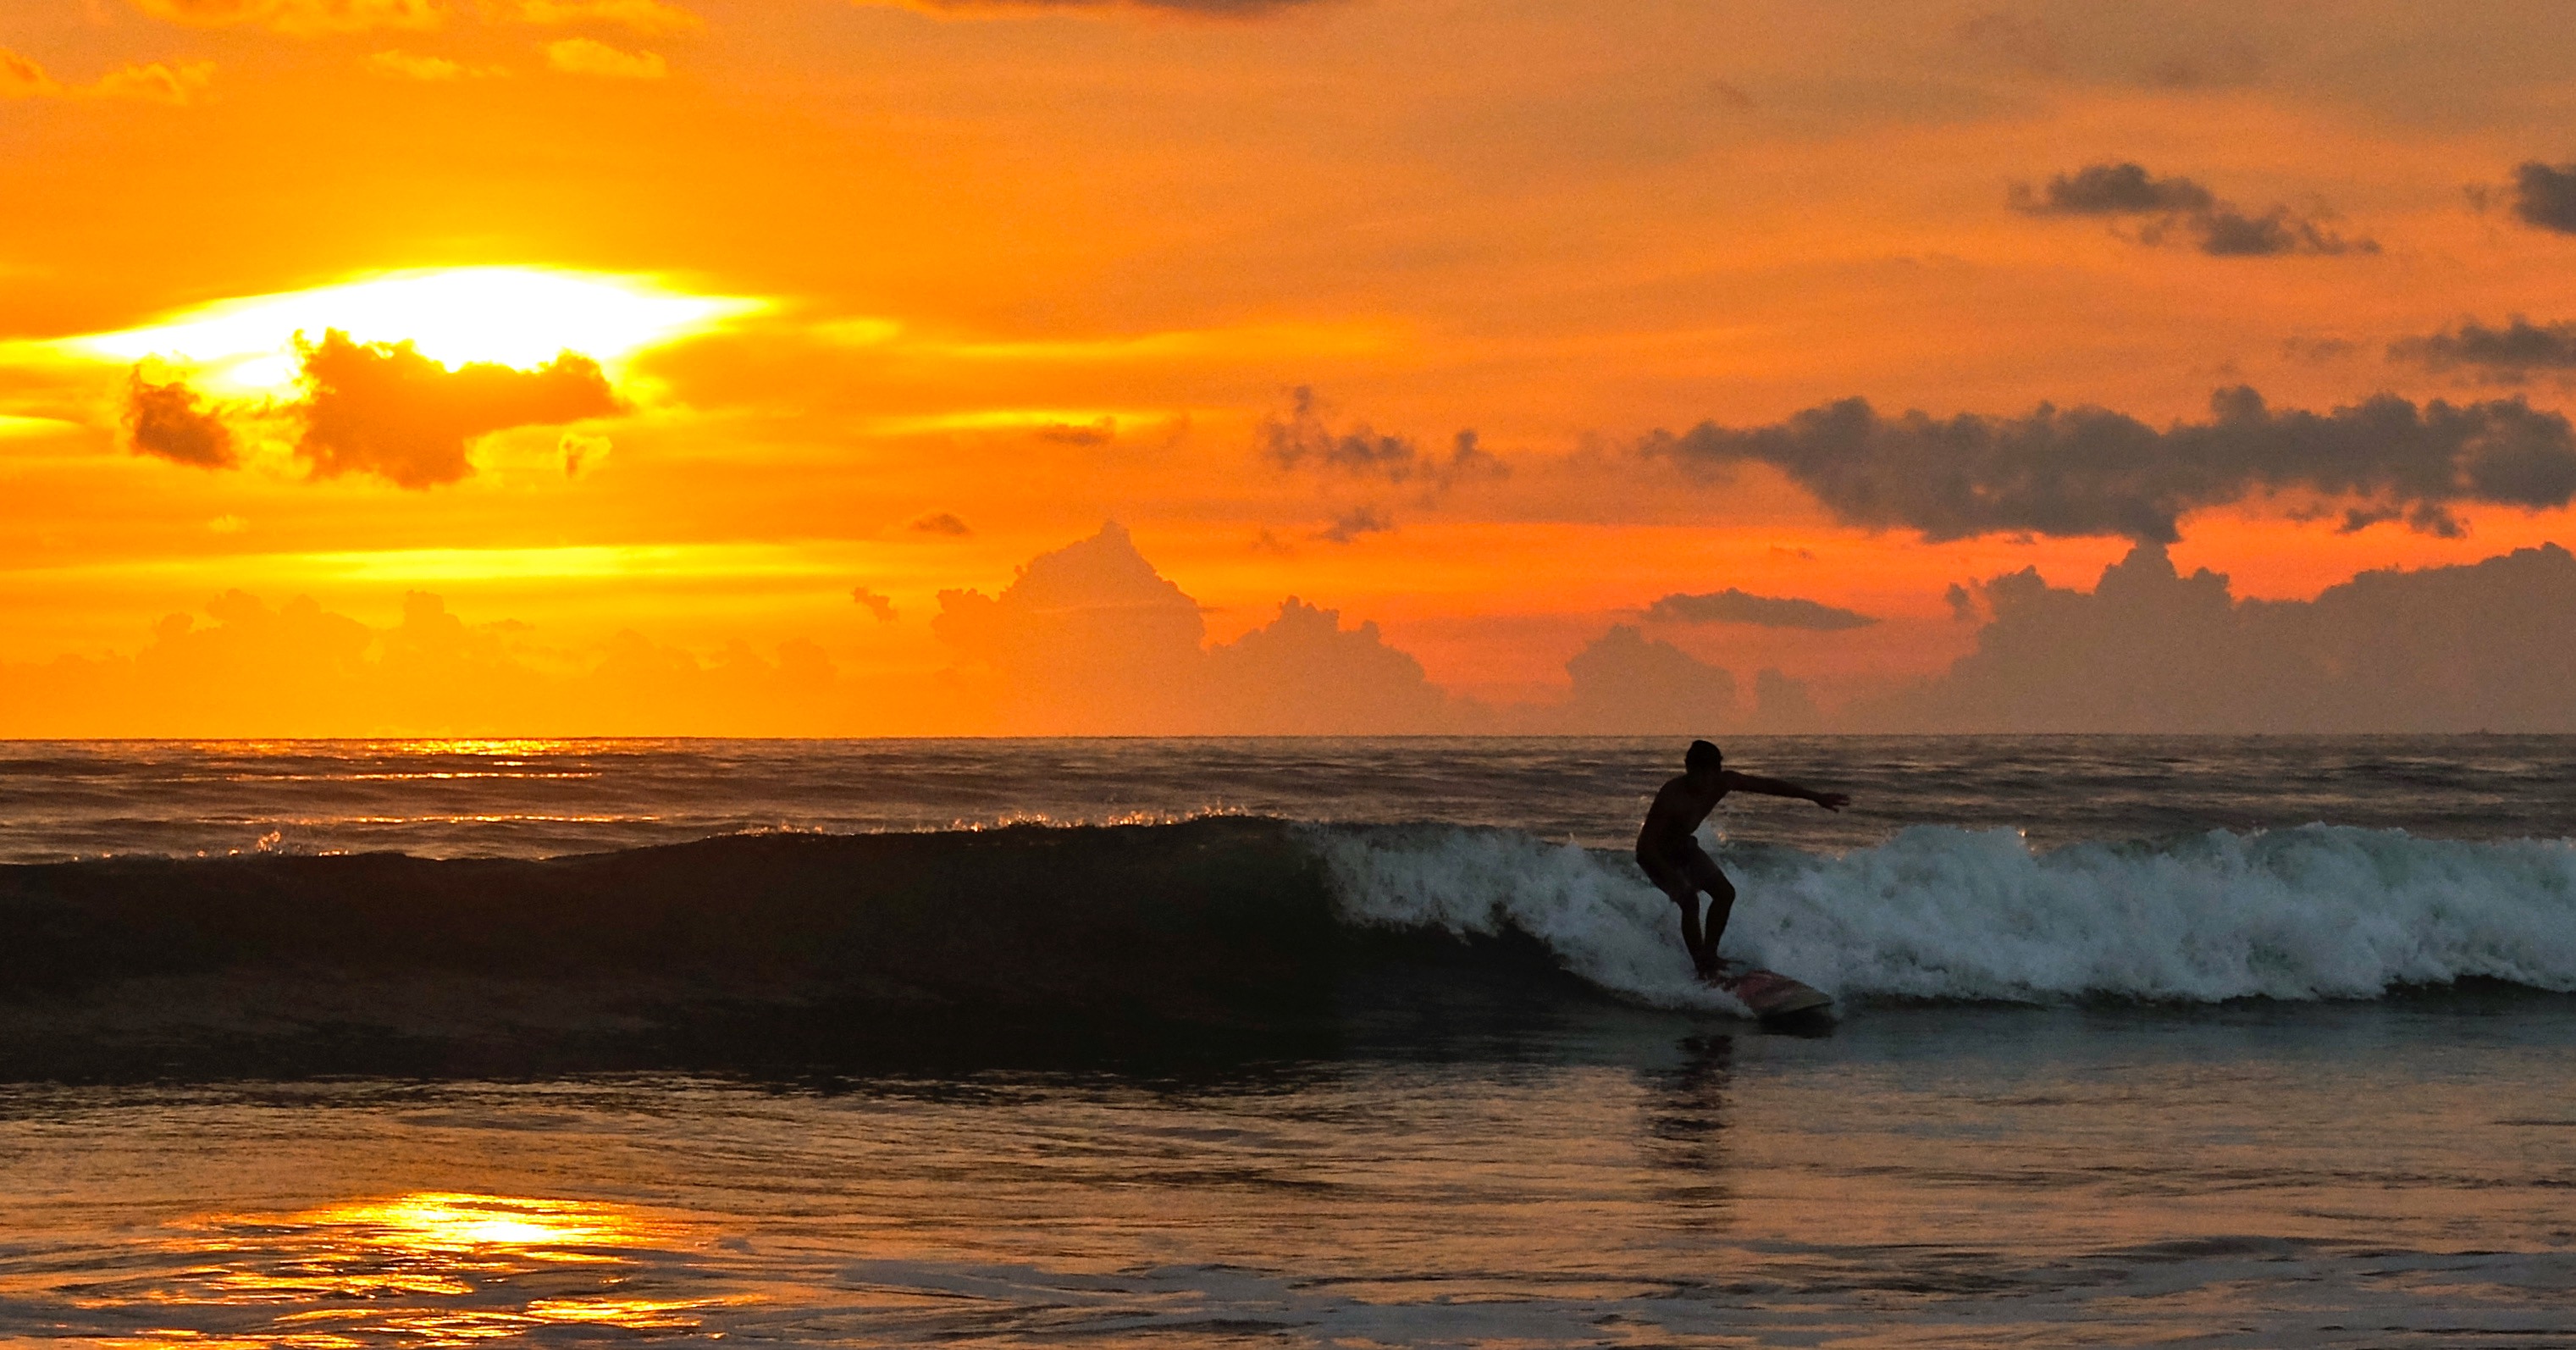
top-left (1684, 739), bottom-right (1722, 777)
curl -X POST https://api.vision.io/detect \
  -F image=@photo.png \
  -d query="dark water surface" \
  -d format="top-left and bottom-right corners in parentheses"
top-left (0, 736), bottom-right (2569, 1345)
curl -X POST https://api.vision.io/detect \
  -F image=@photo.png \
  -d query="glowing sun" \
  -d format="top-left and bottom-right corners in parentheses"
top-left (72, 266), bottom-right (766, 394)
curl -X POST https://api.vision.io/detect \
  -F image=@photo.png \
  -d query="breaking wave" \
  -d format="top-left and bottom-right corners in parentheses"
top-left (1313, 822), bottom-right (2576, 1005)
top-left (3, 816), bottom-right (2572, 1078)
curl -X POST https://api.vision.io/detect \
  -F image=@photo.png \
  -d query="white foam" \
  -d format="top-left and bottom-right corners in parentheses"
top-left (1308, 823), bottom-right (2576, 1006)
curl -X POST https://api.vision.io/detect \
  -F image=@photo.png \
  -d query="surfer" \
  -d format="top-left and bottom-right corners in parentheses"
top-left (1638, 739), bottom-right (1847, 979)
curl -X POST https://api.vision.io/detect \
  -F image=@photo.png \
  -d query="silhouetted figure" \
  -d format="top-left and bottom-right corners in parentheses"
top-left (1636, 739), bottom-right (1847, 978)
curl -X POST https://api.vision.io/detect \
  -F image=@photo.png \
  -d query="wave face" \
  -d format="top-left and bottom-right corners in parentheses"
top-left (1314, 823), bottom-right (2576, 1005)
top-left (3, 817), bottom-right (2573, 1078)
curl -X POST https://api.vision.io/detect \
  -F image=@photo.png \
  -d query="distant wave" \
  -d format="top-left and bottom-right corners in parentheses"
top-left (3, 817), bottom-right (2571, 1077)
top-left (1314, 822), bottom-right (2576, 1005)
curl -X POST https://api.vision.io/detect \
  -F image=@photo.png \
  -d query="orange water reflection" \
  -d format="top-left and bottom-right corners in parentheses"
top-left (126, 1192), bottom-right (721, 1345)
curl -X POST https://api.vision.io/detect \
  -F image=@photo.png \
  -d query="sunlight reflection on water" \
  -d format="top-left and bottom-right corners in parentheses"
top-left (124, 1192), bottom-right (718, 1345)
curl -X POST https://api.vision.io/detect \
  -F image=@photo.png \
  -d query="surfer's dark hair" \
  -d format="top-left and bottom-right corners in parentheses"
top-left (1685, 739), bottom-right (1722, 772)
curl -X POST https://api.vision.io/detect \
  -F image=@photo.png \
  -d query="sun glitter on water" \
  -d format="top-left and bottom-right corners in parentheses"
top-left (69, 266), bottom-right (766, 393)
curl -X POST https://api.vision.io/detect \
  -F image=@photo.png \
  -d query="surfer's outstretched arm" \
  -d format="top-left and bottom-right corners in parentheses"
top-left (1721, 772), bottom-right (1849, 811)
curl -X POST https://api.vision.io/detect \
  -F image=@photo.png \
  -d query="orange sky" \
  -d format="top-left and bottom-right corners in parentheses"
top-left (4, 0), bottom-right (2574, 733)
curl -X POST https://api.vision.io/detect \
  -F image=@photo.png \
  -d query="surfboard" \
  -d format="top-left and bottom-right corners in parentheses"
top-left (1707, 962), bottom-right (1833, 1021)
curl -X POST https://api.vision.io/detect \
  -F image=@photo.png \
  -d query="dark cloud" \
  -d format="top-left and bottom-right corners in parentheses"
top-left (1261, 386), bottom-right (1505, 490)
top-left (1861, 543), bottom-right (2576, 732)
top-left (1036, 417), bottom-right (1115, 445)
top-left (909, 511), bottom-right (973, 535)
top-left (294, 329), bottom-right (619, 489)
top-left (2011, 162), bottom-right (2214, 215)
top-left (2509, 161), bottom-right (2576, 234)
top-left (1643, 386), bottom-right (2576, 544)
top-left (2184, 207), bottom-right (2374, 257)
top-left (851, 586), bottom-right (898, 622)
top-left (1645, 588), bottom-right (1877, 630)
top-left (2391, 316), bottom-right (2576, 378)
top-left (2012, 162), bottom-right (2374, 257)
top-left (123, 371), bottom-right (236, 468)
top-left (1315, 505), bottom-right (1394, 544)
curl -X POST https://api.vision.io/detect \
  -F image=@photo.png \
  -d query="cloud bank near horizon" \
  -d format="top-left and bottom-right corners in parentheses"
top-left (8, 524), bottom-right (2572, 737)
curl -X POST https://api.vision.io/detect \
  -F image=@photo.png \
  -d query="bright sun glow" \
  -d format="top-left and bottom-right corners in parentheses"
top-left (71, 266), bottom-right (766, 394)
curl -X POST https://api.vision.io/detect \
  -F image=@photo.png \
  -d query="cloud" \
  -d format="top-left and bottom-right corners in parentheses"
top-left (1, 47), bottom-right (214, 103)
top-left (2012, 161), bottom-right (2375, 257)
top-left (931, 523), bottom-right (1465, 733)
top-left (1549, 625), bottom-right (1735, 734)
top-left (2509, 161), bottom-right (2576, 234)
top-left (131, 0), bottom-right (443, 35)
top-left (2012, 163), bottom-right (2213, 215)
top-left (1260, 386), bottom-right (1505, 491)
top-left (544, 37), bottom-right (666, 77)
top-left (1314, 505), bottom-right (1393, 544)
top-left (557, 430), bottom-right (609, 475)
top-left (1645, 588), bottom-right (1877, 630)
top-left (513, 0), bottom-right (699, 33)
top-left (295, 329), bottom-right (622, 488)
top-left (1643, 385), bottom-right (2576, 543)
top-left (1, 48), bottom-right (62, 97)
top-left (909, 511), bottom-right (972, 535)
top-left (367, 48), bottom-right (502, 79)
top-left (124, 372), bottom-right (238, 468)
top-left (1206, 597), bottom-right (1455, 733)
top-left (2391, 316), bottom-right (2576, 379)
top-left (851, 585), bottom-right (897, 622)
top-left (1862, 543), bottom-right (2576, 732)
top-left (2183, 207), bottom-right (2374, 257)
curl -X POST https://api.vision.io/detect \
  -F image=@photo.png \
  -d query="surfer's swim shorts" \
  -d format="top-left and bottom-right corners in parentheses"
top-left (1639, 844), bottom-right (1732, 906)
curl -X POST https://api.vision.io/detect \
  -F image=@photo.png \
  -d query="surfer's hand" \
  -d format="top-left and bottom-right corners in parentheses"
top-left (1813, 791), bottom-right (1849, 811)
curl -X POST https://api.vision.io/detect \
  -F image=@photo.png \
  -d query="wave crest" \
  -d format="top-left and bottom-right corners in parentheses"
top-left (1313, 823), bottom-right (2576, 1005)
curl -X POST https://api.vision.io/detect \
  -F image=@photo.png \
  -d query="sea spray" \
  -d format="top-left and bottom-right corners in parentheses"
top-left (1312, 822), bottom-right (2576, 1005)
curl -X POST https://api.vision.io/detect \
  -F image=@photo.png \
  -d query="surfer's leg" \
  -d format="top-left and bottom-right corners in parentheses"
top-left (1645, 857), bottom-right (1716, 977)
top-left (1687, 853), bottom-right (1737, 954)
top-left (1674, 894), bottom-right (1713, 977)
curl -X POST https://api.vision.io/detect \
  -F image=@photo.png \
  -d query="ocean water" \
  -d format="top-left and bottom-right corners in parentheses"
top-left (0, 735), bottom-right (2571, 1347)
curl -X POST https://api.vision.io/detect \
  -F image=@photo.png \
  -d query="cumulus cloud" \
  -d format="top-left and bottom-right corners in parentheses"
top-left (132, 0), bottom-right (443, 35)
top-left (909, 511), bottom-right (972, 535)
top-left (2390, 316), bottom-right (2576, 380)
top-left (1, 47), bottom-right (214, 102)
top-left (294, 329), bottom-right (621, 488)
top-left (2012, 161), bottom-right (2374, 257)
top-left (1863, 542), bottom-right (2576, 732)
top-left (851, 586), bottom-right (898, 622)
top-left (1550, 626), bottom-right (1736, 734)
top-left (931, 522), bottom-right (1464, 733)
top-left (1643, 385), bottom-right (2576, 543)
top-left (1261, 386), bottom-right (1505, 491)
top-left (544, 37), bottom-right (666, 77)
top-left (1645, 588), bottom-right (1877, 630)
top-left (124, 372), bottom-right (237, 468)
top-left (2509, 161), bottom-right (2576, 234)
